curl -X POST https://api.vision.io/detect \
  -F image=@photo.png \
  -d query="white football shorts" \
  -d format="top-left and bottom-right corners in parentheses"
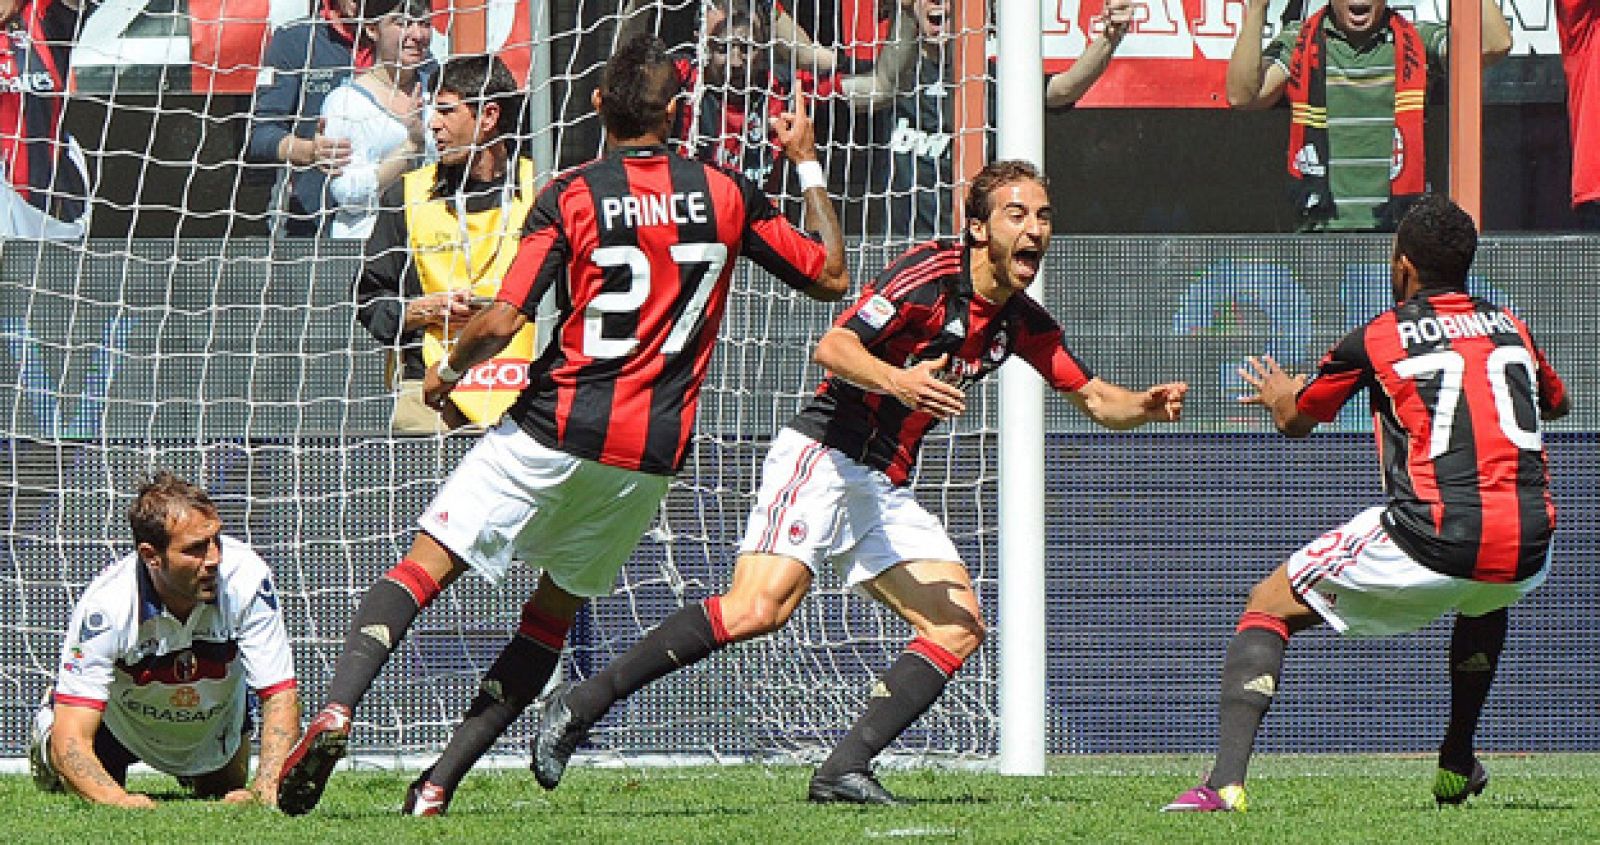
top-left (419, 420), bottom-right (670, 597)
top-left (1287, 506), bottom-right (1547, 637)
top-left (738, 428), bottom-right (962, 589)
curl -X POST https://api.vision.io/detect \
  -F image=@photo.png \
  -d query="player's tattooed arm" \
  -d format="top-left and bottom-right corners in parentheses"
top-left (772, 92), bottom-right (849, 300)
top-left (50, 704), bottom-right (155, 808)
top-left (249, 688), bottom-right (302, 805)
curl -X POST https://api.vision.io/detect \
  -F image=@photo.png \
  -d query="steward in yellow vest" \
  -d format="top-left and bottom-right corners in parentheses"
top-left (356, 54), bottom-right (537, 433)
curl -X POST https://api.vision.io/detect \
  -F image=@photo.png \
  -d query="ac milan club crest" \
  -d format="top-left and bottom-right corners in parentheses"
top-left (988, 329), bottom-right (1009, 362)
top-left (787, 519), bottom-right (809, 545)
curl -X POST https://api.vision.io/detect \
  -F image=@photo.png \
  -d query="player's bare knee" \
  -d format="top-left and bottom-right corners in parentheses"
top-left (923, 618), bottom-right (984, 660)
top-left (720, 594), bottom-right (793, 639)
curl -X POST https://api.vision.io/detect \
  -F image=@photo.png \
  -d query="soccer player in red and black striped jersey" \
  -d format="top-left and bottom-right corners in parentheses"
top-left (277, 34), bottom-right (849, 817)
top-left (533, 159), bottom-right (1188, 804)
top-left (1165, 195), bottom-right (1571, 814)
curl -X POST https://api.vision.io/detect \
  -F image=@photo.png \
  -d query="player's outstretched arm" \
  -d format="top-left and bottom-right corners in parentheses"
top-left (773, 93), bottom-right (849, 300)
top-left (1067, 377), bottom-right (1189, 430)
top-left (424, 300), bottom-right (529, 409)
top-left (814, 329), bottom-right (965, 418)
top-left (1237, 355), bottom-right (1316, 437)
top-left (1045, 0), bottom-right (1131, 108)
top-left (49, 703), bottom-right (155, 808)
top-left (244, 687), bottom-right (301, 806)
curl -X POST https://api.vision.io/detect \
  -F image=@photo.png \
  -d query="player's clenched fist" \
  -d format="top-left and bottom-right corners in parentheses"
top-left (1140, 381), bottom-right (1189, 423)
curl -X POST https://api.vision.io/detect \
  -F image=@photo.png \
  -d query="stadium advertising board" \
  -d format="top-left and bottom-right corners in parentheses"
top-left (1043, 0), bottom-right (1563, 107)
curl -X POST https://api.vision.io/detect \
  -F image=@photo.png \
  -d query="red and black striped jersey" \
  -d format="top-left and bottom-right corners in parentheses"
top-left (1297, 291), bottom-right (1568, 583)
top-left (0, 0), bottom-right (85, 218)
top-left (789, 240), bottom-right (1094, 486)
top-left (495, 144), bottom-right (827, 476)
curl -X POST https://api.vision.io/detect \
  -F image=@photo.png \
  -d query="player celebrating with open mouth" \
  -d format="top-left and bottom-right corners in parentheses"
top-left (534, 159), bottom-right (1187, 804)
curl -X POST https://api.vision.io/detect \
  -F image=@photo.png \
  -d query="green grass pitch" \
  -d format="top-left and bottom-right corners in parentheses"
top-left (7, 754), bottom-right (1599, 843)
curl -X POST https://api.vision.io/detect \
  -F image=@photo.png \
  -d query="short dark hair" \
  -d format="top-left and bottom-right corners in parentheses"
top-left (598, 34), bottom-right (681, 139)
top-left (709, 1), bottom-right (771, 43)
top-left (964, 159), bottom-right (1048, 240)
top-left (359, 0), bottom-right (429, 23)
top-left (129, 471), bottom-right (218, 552)
top-left (435, 54), bottom-right (523, 139)
top-left (1394, 194), bottom-right (1478, 291)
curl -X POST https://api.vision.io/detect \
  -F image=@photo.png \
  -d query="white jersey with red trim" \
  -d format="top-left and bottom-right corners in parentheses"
top-left (52, 536), bottom-right (296, 776)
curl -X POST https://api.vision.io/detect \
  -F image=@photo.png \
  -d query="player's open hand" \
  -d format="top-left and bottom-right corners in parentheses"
top-left (772, 91), bottom-right (818, 165)
top-left (1236, 355), bottom-right (1305, 407)
top-left (1141, 381), bottom-right (1188, 422)
top-left (889, 354), bottom-right (966, 419)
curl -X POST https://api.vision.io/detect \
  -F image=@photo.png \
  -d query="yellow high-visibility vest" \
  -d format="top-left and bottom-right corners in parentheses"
top-left (403, 157), bottom-right (538, 424)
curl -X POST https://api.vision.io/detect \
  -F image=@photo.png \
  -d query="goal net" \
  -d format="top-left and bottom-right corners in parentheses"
top-left (7, 0), bottom-right (1598, 774)
top-left (0, 0), bottom-right (1003, 765)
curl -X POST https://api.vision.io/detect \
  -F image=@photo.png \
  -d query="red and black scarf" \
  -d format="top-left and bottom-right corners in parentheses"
top-left (1286, 7), bottom-right (1427, 225)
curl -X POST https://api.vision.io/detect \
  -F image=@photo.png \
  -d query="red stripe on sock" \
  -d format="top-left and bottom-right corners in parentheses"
top-left (1237, 611), bottom-right (1289, 641)
top-left (704, 596), bottom-right (732, 645)
top-left (907, 637), bottom-right (963, 677)
top-left (517, 602), bottom-right (571, 651)
top-left (386, 559), bottom-right (442, 608)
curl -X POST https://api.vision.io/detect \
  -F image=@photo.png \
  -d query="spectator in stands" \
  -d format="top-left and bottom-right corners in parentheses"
top-left (28, 472), bottom-right (301, 808)
top-left (321, 0), bottom-right (435, 240)
top-left (870, 0), bottom-right (1134, 240)
top-left (0, 0), bottom-right (90, 239)
top-left (1556, 0), bottom-right (1599, 229)
top-left (617, 0), bottom-right (919, 188)
top-left (1225, 0), bottom-right (1511, 232)
top-left (246, 0), bottom-right (369, 237)
top-left (701, 0), bottom-right (838, 73)
top-left (355, 54), bottom-right (535, 434)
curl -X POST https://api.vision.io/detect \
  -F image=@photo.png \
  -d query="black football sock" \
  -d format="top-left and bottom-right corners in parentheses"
top-left (566, 597), bottom-right (729, 726)
top-left (817, 638), bottom-right (961, 778)
top-left (1208, 614), bottom-right (1289, 789)
top-left (326, 560), bottom-right (441, 712)
top-left (1439, 608), bottom-right (1507, 772)
top-left (427, 602), bottom-right (570, 791)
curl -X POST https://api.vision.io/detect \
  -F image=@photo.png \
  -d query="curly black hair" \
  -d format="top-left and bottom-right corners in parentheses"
top-left (599, 34), bottom-right (681, 139)
top-left (1394, 194), bottom-right (1478, 292)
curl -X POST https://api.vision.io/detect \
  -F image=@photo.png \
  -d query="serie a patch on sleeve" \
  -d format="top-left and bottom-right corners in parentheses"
top-left (858, 294), bottom-right (896, 330)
